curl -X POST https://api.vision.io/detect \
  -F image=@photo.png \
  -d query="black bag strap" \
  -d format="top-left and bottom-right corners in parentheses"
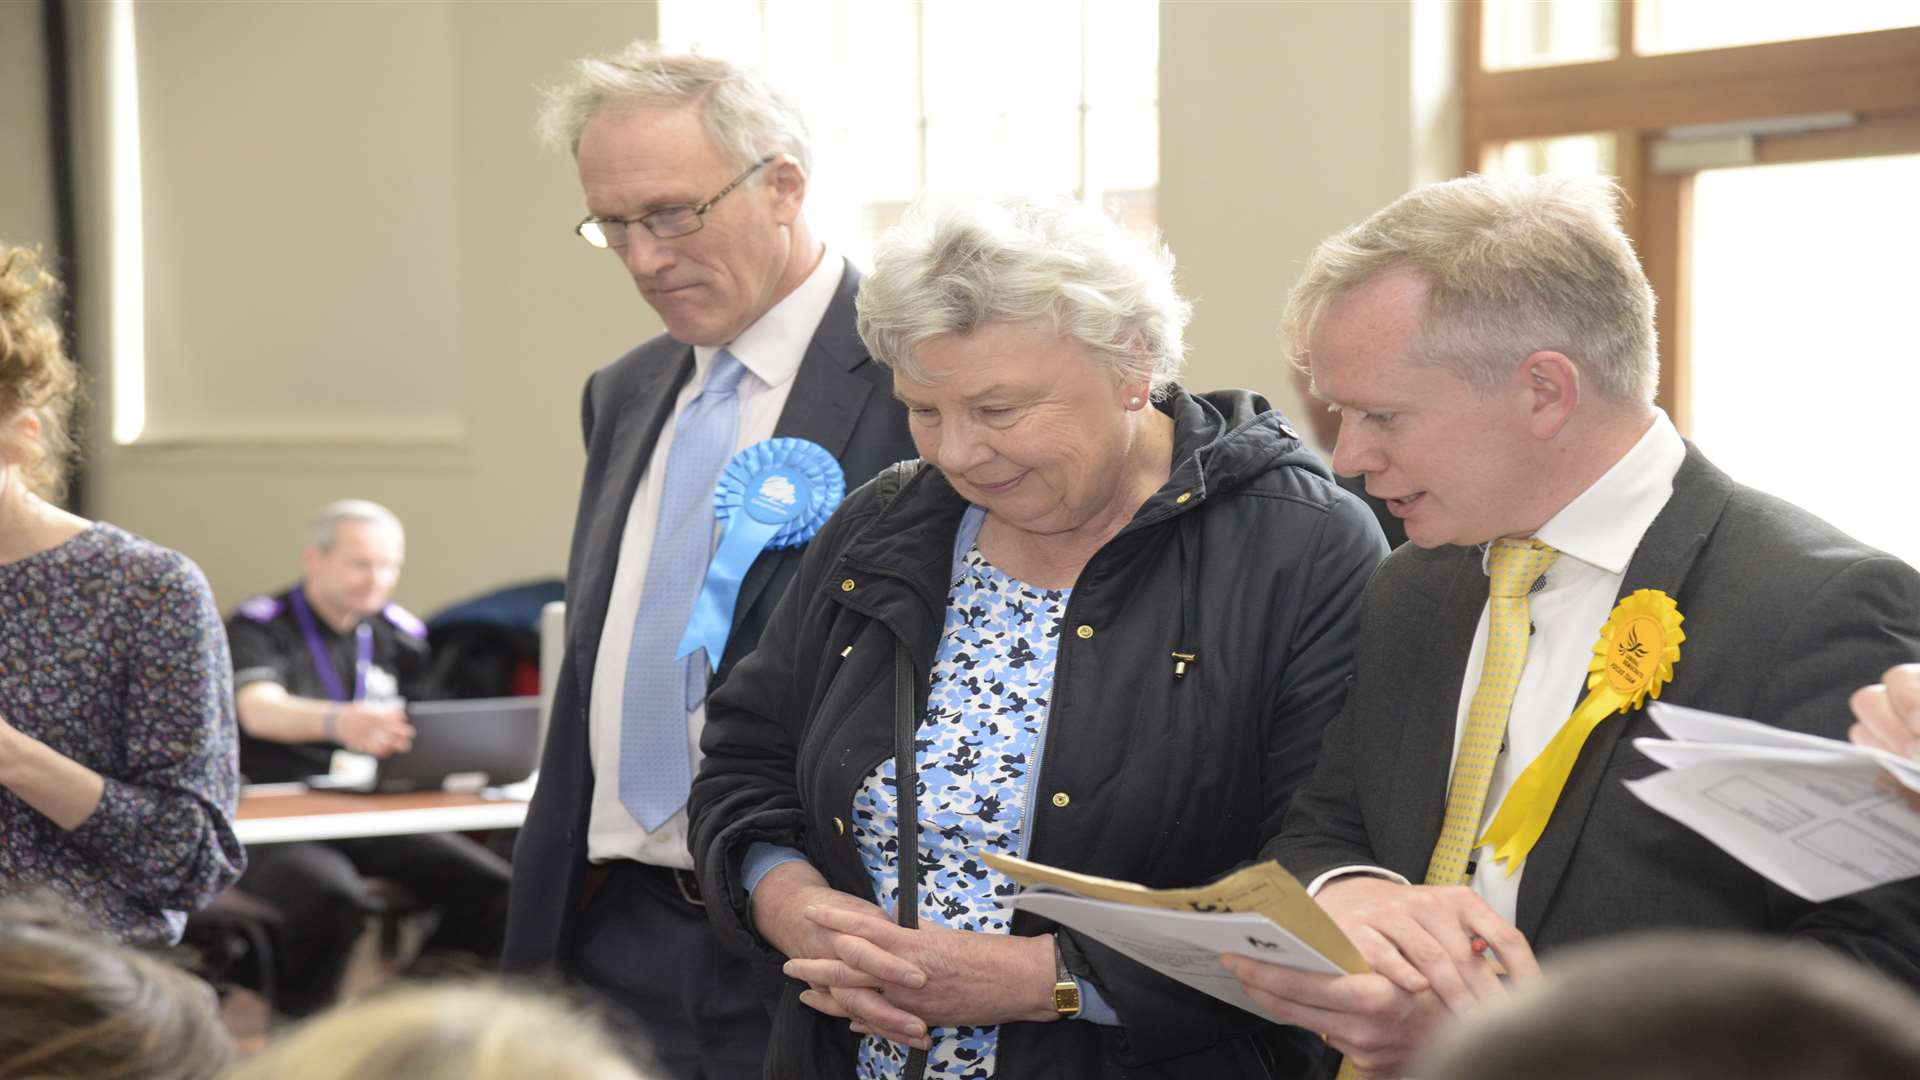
top-left (894, 638), bottom-right (928, 1080)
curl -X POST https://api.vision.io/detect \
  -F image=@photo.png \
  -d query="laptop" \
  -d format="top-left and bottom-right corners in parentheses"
top-left (310, 696), bottom-right (542, 794)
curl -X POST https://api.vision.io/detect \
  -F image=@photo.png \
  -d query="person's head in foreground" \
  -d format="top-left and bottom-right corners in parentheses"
top-left (0, 900), bottom-right (232, 1080)
top-left (1415, 931), bottom-right (1920, 1080)
top-left (857, 196), bottom-right (1188, 542)
top-left (1285, 172), bottom-right (1658, 549)
top-left (226, 980), bottom-right (647, 1080)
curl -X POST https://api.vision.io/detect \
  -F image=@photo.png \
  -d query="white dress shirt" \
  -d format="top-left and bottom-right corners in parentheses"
top-left (1311, 410), bottom-right (1686, 924)
top-left (586, 249), bottom-right (845, 869)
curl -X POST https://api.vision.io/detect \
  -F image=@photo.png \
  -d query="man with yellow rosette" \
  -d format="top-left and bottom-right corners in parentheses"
top-left (1226, 174), bottom-right (1920, 1079)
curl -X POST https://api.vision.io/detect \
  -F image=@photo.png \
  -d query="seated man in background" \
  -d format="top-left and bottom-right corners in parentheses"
top-left (1227, 174), bottom-right (1920, 1078)
top-left (227, 499), bottom-right (511, 1017)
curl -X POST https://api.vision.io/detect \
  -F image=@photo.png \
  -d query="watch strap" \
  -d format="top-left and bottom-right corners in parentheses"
top-left (1052, 934), bottom-right (1082, 1018)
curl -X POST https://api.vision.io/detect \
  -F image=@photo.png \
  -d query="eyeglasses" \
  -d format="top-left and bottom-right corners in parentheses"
top-left (575, 156), bottom-right (776, 250)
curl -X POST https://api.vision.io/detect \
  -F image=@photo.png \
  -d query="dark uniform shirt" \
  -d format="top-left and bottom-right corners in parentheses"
top-left (227, 584), bottom-right (430, 783)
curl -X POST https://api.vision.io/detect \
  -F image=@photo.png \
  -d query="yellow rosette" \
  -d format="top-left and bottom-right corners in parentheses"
top-left (1477, 588), bottom-right (1685, 875)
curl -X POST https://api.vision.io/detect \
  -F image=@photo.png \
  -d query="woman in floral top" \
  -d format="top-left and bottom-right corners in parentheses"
top-left (0, 246), bottom-right (243, 946)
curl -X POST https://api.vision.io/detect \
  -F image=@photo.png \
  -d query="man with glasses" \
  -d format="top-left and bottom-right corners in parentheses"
top-left (502, 44), bottom-right (912, 1077)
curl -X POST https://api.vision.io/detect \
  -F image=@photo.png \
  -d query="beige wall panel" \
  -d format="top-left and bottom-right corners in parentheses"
top-left (133, 1), bottom-right (462, 441)
top-left (1160, 0), bottom-right (1455, 449)
top-left (90, 1), bottom-right (662, 615)
top-left (0, 3), bottom-right (57, 257)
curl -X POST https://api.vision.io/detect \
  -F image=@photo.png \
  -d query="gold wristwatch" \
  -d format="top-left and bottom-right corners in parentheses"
top-left (1052, 936), bottom-right (1082, 1018)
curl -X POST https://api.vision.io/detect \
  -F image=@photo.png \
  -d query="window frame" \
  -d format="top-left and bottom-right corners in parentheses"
top-left (1460, 2), bottom-right (1920, 430)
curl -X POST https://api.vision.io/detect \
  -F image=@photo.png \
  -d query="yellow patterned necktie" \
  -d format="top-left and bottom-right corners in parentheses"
top-left (1330, 540), bottom-right (1559, 1080)
top-left (1423, 538), bottom-right (1560, 887)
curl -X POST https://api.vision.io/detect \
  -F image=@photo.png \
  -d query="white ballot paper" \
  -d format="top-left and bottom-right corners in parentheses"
top-left (1625, 701), bottom-right (1920, 901)
top-left (983, 853), bottom-right (1362, 1019)
top-left (1005, 891), bottom-right (1344, 1017)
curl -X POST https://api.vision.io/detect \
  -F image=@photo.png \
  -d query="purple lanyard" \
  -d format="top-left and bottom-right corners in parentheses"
top-left (289, 586), bottom-right (372, 703)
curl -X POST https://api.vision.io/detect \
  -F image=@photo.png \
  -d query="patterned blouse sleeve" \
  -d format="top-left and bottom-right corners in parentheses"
top-left (64, 548), bottom-right (245, 910)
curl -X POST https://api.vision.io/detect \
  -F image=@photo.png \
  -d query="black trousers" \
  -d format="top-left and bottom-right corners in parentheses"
top-left (567, 860), bottom-right (781, 1079)
top-left (236, 832), bottom-right (511, 1017)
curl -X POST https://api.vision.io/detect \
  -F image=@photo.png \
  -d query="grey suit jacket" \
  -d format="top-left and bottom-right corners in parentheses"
top-left (502, 262), bottom-right (916, 971)
top-left (1268, 442), bottom-right (1920, 984)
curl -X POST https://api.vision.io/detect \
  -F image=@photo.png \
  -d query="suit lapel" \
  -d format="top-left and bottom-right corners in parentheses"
top-left (1515, 442), bottom-right (1734, 935)
top-left (770, 262), bottom-right (871, 457)
top-left (570, 347), bottom-right (696, 698)
top-left (1382, 549), bottom-right (1489, 876)
top-left (734, 263), bottom-right (877, 624)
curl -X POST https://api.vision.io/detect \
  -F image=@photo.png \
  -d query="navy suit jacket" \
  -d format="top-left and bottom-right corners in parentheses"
top-left (503, 263), bottom-right (915, 971)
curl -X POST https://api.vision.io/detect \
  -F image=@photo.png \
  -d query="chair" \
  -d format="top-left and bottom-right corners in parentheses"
top-left (179, 887), bottom-right (287, 1006)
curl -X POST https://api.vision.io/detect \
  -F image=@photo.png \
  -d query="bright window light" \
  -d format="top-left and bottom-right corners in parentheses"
top-left (109, 0), bottom-right (145, 445)
top-left (1688, 154), bottom-right (1920, 569)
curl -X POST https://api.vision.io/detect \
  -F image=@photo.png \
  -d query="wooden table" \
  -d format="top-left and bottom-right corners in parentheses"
top-left (234, 785), bottom-right (530, 845)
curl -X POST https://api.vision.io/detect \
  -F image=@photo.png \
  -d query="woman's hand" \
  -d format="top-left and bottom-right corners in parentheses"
top-left (750, 860), bottom-right (896, 962)
top-left (751, 862), bottom-right (936, 1047)
top-left (0, 712), bottom-right (106, 830)
top-left (784, 906), bottom-right (1057, 1049)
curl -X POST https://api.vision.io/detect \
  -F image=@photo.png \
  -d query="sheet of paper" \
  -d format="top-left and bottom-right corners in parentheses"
top-left (983, 852), bottom-right (1366, 974)
top-left (1003, 890), bottom-right (1344, 1018)
top-left (1647, 702), bottom-right (1920, 791)
top-left (1626, 737), bottom-right (1920, 901)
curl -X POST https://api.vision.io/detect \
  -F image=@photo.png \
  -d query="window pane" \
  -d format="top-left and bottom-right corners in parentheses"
top-left (925, 112), bottom-right (1080, 198)
top-left (1087, 103), bottom-right (1159, 195)
top-left (1638, 0), bottom-right (1920, 55)
top-left (1687, 154), bottom-right (1920, 569)
top-left (658, 0), bottom-right (765, 65)
top-left (662, 0), bottom-right (1158, 261)
top-left (1481, 0), bottom-right (1617, 71)
top-left (1086, 0), bottom-right (1159, 109)
top-left (923, 0), bottom-right (1081, 120)
top-left (1482, 133), bottom-right (1618, 178)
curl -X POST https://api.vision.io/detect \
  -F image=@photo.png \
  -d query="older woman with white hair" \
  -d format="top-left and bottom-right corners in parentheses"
top-left (689, 200), bottom-right (1387, 1078)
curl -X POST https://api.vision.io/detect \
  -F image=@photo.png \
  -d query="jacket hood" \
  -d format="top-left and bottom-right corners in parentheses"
top-left (1149, 385), bottom-right (1331, 521)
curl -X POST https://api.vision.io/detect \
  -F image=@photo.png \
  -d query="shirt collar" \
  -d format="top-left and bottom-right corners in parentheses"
top-left (691, 246), bottom-right (843, 390)
top-left (1527, 408), bottom-right (1686, 576)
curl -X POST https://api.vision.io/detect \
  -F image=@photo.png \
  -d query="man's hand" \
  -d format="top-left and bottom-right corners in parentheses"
top-left (1849, 663), bottom-right (1920, 810)
top-left (1222, 955), bottom-right (1450, 1079)
top-left (1220, 877), bottom-right (1534, 1077)
top-left (1315, 876), bottom-right (1537, 1011)
top-left (782, 906), bottom-right (1055, 1048)
top-left (333, 702), bottom-right (413, 758)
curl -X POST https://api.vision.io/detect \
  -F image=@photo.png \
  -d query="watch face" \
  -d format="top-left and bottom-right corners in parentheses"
top-left (1053, 984), bottom-right (1082, 1015)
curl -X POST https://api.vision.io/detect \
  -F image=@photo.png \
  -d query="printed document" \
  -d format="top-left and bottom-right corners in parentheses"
top-left (1626, 702), bottom-right (1920, 901)
top-left (985, 853), bottom-right (1363, 1018)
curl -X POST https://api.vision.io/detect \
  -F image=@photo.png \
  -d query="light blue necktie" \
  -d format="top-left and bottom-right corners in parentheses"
top-left (619, 350), bottom-right (748, 830)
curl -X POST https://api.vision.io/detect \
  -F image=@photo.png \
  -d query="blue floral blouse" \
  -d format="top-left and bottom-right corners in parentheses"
top-left (851, 522), bottom-right (1070, 1080)
top-left (0, 522), bottom-right (244, 946)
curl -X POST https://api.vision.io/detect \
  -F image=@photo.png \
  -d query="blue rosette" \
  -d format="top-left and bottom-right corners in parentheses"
top-left (676, 437), bottom-right (845, 670)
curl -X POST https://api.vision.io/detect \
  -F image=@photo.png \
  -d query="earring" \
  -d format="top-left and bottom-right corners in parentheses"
top-left (1127, 396), bottom-right (1143, 408)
